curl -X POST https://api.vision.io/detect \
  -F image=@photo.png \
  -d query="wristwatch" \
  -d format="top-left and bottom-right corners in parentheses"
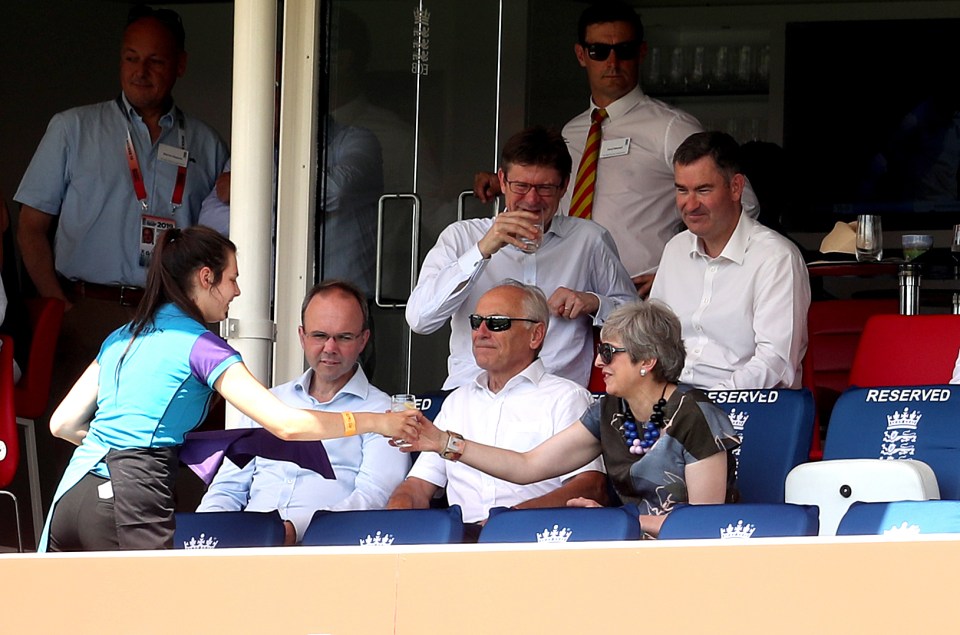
top-left (440, 431), bottom-right (466, 462)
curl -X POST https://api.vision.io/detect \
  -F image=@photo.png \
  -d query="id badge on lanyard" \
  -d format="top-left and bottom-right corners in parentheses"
top-left (117, 96), bottom-right (188, 265)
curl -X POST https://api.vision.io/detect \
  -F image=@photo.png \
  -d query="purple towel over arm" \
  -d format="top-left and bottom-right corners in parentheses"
top-left (181, 428), bottom-right (335, 485)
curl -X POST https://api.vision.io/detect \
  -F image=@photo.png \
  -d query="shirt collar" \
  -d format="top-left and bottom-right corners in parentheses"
top-left (589, 86), bottom-right (643, 122)
top-left (684, 211), bottom-right (749, 265)
top-left (546, 213), bottom-right (573, 239)
top-left (293, 364), bottom-right (372, 405)
top-left (472, 358), bottom-right (547, 395)
top-left (119, 92), bottom-right (178, 127)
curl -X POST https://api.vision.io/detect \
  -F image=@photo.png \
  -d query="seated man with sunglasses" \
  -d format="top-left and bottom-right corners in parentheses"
top-left (407, 126), bottom-right (636, 390)
top-left (389, 282), bottom-right (605, 540)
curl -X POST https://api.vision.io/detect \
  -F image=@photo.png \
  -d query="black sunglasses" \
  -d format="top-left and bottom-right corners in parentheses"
top-left (597, 342), bottom-right (628, 364)
top-left (583, 40), bottom-right (640, 61)
top-left (469, 314), bottom-right (539, 332)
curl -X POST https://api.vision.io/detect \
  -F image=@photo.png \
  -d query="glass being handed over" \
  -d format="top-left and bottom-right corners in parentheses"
top-left (390, 394), bottom-right (418, 448)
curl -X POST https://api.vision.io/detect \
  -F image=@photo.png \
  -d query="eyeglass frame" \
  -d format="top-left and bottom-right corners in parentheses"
top-left (303, 330), bottom-right (366, 345)
top-left (502, 178), bottom-right (564, 198)
top-left (468, 314), bottom-right (540, 332)
top-left (581, 40), bottom-right (640, 62)
top-left (597, 342), bottom-right (629, 364)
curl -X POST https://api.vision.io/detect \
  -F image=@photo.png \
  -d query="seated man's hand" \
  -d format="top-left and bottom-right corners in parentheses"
top-left (283, 520), bottom-right (297, 545)
top-left (632, 273), bottom-right (655, 299)
top-left (473, 171), bottom-right (501, 203)
top-left (476, 209), bottom-right (541, 258)
top-left (548, 287), bottom-right (599, 320)
top-left (566, 497), bottom-right (602, 508)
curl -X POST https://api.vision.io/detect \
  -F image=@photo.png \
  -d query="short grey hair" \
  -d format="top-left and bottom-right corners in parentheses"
top-left (600, 300), bottom-right (685, 382)
top-left (492, 279), bottom-right (550, 331)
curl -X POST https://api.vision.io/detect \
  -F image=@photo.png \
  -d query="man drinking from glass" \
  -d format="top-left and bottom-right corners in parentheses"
top-left (406, 126), bottom-right (636, 390)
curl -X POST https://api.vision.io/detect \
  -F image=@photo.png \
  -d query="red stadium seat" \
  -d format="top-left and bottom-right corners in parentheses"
top-left (849, 314), bottom-right (960, 387)
top-left (802, 299), bottom-right (897, 458)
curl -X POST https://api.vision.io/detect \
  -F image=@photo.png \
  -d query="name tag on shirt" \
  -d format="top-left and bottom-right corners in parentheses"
top-left (600, 137), bottom-right (630, 158)
top-left (158, 144), bottom-right (189, 168)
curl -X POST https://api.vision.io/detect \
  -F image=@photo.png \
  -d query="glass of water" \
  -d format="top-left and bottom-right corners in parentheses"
top-left (856, 214), bottom-right (883, 262)
top-left (390, 394), bottom-right (417, 447)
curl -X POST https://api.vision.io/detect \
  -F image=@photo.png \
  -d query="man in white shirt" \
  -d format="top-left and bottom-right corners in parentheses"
top-left (389, 282), bottom-right (605, 540)
top-left (650, 131), bottom-right (810, 390)
top-left (407, 126), bottom-right (636, 390)
top-left (474, 2), bottom-right (758, 298)
top-left (197, 281), bottom-right (409, 543)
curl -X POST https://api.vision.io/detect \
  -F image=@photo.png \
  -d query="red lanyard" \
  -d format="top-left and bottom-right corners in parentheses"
top-left (117, 96), bottom-right (187, 212)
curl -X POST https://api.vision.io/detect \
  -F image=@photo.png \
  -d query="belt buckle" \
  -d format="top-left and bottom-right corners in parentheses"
top-left (119, 286), bottom-right (139, 307)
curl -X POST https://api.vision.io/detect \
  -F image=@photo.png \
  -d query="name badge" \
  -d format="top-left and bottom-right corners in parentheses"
top-left (140, 214), bottom-right (177, 267)
top-left (599, 137), bottom-right (630, 158)
top-left (158, 144), bottom-right (189, 168)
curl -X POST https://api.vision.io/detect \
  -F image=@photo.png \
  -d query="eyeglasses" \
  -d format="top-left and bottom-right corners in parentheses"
top-left (504, 178), bottom-right (563, 198)
top-left (582, 40), bottom-right (640, 62)
top-left (469, 314), bottom-right (539, 332)
top-left (597, 342), bottom-right (628, 364)
top-left (305, 331), bottom-right (363, 345)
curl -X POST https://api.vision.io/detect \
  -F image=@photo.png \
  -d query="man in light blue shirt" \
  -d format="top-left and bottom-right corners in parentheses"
top-left (197, 280), bottom-right (409, 543)
top-left (14, 6), bottom-right (228, 504)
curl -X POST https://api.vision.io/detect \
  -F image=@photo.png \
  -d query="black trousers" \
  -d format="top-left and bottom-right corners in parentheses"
top-left (48, 447), bottom-right (179, 551)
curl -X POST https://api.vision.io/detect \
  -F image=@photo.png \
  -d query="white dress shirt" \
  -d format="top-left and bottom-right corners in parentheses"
top-left (408, 359), bottom-right (604, 523)
top-left (197, 366), bottom-right (409, 541)
top-left (561, 86), bottom-right (758, 278)
top-left (406, 214), bottom-right (637, 389)
top-left (650, 213), bottom-right (810, 390)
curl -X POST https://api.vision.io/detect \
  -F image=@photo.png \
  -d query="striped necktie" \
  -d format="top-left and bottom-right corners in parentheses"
top-left (569, 108), bottom-right (608, 219)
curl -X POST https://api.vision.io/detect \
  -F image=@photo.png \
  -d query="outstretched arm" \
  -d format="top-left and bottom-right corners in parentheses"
top-left (406, 414), bottom-right (602, 486)
top-left (215, 363), bottom-right (419, 442)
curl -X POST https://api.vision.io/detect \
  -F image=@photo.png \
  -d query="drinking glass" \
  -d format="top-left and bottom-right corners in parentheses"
top-left (951, 224), bottom-right (960, 261)
top-left (901, 234), bottom-right (933, 262)
top-left (390, 394), bottom-right (417, 447)
top-left (856, 214), bottom-right (883, 262)
top-left (517, 218), bottom-right (543, 254)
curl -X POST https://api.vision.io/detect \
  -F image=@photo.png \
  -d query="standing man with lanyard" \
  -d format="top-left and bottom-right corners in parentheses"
top-left (475, 1), bottom-right (756, 297)
top-left (14, 6), bottom-right (227, 498)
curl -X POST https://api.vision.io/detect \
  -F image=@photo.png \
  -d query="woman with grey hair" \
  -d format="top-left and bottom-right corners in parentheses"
top-left (401, 300), bottom-right (739, 537)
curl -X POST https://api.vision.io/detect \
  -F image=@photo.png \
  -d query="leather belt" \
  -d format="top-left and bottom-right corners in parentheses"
top-left (68, 280), bottom-right (145, 307)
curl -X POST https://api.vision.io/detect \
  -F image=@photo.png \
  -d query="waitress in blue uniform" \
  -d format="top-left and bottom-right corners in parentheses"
top-left (42, 226), bottom-right (419, 551)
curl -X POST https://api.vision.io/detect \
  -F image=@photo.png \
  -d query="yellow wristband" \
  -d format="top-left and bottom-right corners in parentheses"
top-left (341, 411), bottom-right (357, 436)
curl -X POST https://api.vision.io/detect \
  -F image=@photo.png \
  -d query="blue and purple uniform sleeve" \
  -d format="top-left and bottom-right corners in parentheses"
top-left (189, 331), bottom-right (242, 388)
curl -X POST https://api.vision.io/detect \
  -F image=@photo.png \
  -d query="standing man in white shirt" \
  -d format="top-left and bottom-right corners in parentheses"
top-left (389, 281), bottom-right (605, 541)
top-left (650, 131), bottom-right (810, 390)
top-left (407, 126), bottom-right (636, 390)
top-left (197, 280), bottom-right (409, 543)
top-left (474, 2), bottom-right (757, 297)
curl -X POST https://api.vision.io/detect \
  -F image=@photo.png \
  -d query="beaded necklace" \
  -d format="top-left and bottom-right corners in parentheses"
top-left (618, 384), bottom-right (668, 455)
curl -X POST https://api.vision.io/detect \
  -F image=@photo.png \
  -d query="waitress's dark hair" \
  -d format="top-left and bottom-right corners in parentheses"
top-left (129, 226), bottom-right (236, 340)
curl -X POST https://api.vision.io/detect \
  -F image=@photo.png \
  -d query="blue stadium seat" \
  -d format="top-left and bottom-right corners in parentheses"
top-left (477, 506), bottom-right (640, 544)
top-left (658, 503), bottom-right (820, 540)
top-left (414, 391), bottom-right (448, 422)
top-left (706, 388), bottom-right (814, 504)
top-left (301, 505), bottom-right (464, 546)
top-left (786, 385), bottom-right (958, 535)
top-left (174, 511), bottom-right (285, 549)
top-left (822, 385), bottom-right (960, 497)
top-left (837, 500), bottom-right (960, 536)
